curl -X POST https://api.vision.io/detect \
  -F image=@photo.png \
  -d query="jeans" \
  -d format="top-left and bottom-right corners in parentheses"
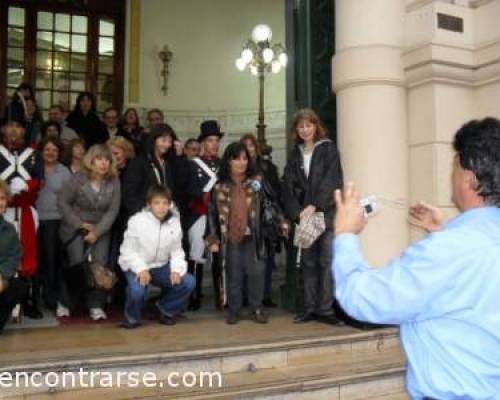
top-left (124, 264), bottom-right (195, 324)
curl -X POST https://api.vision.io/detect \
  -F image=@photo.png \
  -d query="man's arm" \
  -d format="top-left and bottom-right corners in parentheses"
top-left (333, 232), bottom-right (456, 325)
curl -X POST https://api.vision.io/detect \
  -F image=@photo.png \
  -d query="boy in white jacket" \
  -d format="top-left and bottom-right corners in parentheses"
top-left (119, 185), bottom-right (195, 328)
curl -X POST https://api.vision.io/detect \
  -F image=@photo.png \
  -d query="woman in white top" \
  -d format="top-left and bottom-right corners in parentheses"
top-left (282, 109), bottom-right (344, 325)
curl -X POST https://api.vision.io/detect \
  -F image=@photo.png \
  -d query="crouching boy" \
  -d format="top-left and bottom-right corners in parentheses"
top-left (119, 185), bottom-right (195, 328)
top-left (0, 179), bottom-right (28, 333)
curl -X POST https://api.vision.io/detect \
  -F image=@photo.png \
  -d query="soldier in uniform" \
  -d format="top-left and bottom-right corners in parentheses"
top-left (0, 119), bottom-right (42, 319)
top-left (184, 120), bottom-right (223, 311)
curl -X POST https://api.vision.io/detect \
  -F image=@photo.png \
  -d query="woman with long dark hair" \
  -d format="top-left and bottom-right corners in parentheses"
top-left (282, 109), bottom-right (344, 324)
top-left (206, 142), bottom-right (269, 325)
top-left (122, 123), bottom-right (177, 219)
top-left (241, 134), bottom-right (283, 307)
top-left (120, 108), bottom-right (145, 154)
top-left (66, 92), bottom-right (108, 149)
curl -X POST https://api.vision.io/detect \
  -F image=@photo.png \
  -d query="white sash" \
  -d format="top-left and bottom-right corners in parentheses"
top-left (193, 157), bottom-right (217, 193)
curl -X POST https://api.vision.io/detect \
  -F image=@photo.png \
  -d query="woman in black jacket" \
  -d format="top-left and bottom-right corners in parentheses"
top-left (282, 109), bottom-right (344, 324)
top-left (241, 134), bottom-right (283, 307)
top-left (66, 92), bottom-right (108, 149)
top-left (122, 123), bottom-right (177, 219)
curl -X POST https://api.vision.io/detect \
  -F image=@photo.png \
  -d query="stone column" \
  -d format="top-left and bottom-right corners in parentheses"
top-left (333, 0), bottom-right (409, 265)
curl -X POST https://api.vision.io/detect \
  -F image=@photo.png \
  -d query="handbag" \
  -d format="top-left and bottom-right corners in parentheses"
top-left (62, 230), bottom-right (117, 291)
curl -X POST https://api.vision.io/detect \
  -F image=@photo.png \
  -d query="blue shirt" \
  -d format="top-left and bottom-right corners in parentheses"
top-left (333, 207), bottom-right (500, 399)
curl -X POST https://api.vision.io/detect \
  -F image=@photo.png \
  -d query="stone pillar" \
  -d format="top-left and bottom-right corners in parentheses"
top-left (333, 0), bottom-right (409, 266)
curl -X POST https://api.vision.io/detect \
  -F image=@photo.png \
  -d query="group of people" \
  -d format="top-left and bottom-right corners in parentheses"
top-left (0, 83), bottom-right (345, 330)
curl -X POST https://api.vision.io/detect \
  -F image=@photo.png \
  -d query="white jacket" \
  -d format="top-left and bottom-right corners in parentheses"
top-left (119, 210), bottom-right (187, 276)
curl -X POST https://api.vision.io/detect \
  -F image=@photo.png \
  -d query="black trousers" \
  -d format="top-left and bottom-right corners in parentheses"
top-left (0, 278), bottom-right (28, 332)
top-left (38, 219), bottom-right (63, 308)
top-left (226, 237), bottom-right (265, 313)
top-left (301, 230), bottom-right (334, 315)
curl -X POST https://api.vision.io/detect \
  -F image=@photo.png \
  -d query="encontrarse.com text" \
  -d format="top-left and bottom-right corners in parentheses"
top-left (0, 369), bottom-right (223, 389)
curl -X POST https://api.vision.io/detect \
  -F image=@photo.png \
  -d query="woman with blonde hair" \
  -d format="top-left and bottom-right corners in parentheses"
top-left (57, 144), bottom-right (120, 320)
top-left (282, 109), bottom-right (344, 324)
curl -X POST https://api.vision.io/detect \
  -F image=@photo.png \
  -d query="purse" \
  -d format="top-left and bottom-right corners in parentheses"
top-left (62, 230), bottom-right (117, 291)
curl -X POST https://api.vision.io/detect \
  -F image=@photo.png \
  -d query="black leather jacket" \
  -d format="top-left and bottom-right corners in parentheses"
top-left (282, 139), bottom-right (343, 226)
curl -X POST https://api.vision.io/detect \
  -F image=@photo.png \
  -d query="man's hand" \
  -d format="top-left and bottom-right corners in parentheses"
top-left (170, 272), bottom-right (181, 286)
top-left (299, 205), bottom-right (316, 220)
top-left (334, 182), bottom-right (366, 235)
top-left (408, 201), bottom-right (445, 233)
top-left (136, 270), bottom-right (151, 287)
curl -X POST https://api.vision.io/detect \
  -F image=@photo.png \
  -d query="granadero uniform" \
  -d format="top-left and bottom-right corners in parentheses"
top-left (184, 120), bottom-right (223, 310)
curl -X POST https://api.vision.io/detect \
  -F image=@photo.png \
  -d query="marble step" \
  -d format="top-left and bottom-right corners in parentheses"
top-left (15, 344), bottom-right (407, 399)
top-left (2, 327), bottom-right (405, 399)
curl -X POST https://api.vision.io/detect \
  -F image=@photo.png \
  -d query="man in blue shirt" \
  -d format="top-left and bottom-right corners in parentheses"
top-left (332, 118), bottom-right (500, 399)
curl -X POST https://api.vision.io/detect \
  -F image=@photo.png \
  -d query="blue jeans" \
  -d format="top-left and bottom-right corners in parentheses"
top-left (124, 264), bottom-right (195, 324)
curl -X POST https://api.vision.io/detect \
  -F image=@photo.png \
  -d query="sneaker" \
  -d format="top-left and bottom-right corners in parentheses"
top-left (56, 303), bottom-right (70, 318)
top-left (89, 308), bottom-right (107, 321)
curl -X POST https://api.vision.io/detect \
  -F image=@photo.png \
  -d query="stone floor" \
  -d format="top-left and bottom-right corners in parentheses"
top-left (0, 309), bottom-right (367, 367)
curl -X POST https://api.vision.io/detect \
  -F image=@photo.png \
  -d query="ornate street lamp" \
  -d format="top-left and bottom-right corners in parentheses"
top-left (235, 24), bottom-right (287, 155)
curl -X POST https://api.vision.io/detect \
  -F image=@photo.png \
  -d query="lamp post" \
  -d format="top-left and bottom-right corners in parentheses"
top-left (235, 24), bottom-right (287, 156)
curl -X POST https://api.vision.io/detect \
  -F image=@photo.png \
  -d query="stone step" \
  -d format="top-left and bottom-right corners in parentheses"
top-left (2, 327), bottom-right (405, 399)
top-left (14, 345), bottom-right (406, 399)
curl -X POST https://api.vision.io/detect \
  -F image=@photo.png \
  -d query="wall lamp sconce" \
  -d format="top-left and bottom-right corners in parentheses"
top-left (158, 45), bottom-right (173, 96)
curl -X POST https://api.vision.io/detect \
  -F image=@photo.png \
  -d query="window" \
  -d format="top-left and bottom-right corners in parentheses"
top-left (0, 1), bottom-right (125, 118)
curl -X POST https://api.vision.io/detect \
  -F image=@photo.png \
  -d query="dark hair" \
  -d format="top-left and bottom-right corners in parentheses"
top-left (146, 184), bottom-right (172, 204)
top-left (146, 123), bottom-right (177, 156)
top-left (453, 117), bottom-right (500, 206)
top-left (73, 91), bottom-right (96, 114)
top-left (240, 133), bottom-right (261, 157)
top-left (13, 82), bottom-right (35, 100)
top-left (62, 137), bottom-right (86, 166)
top-left (218, 141), bottom-right (257, 183)
top-left (121, 108), bottom-right (140, 128)
top-left (185, 138), bottom-right (199, 147)
top-left (290, 108), bottom-right (327, 144)
top-left (103, 107), bottom-right (119, 117)
top-left (38, 136), bottom-right (64, 160)
top-left (41, 121), bottom-right (62, 138)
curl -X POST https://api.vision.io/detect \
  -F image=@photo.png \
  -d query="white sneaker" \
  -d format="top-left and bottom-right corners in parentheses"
top-left (56, 303), bottom-right (70, 318)
top-left (89, 308), bottom-right (107, 321)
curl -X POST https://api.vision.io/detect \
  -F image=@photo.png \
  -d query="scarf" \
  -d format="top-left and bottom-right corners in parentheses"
top-left (228, 174), bottom-right (248, 244)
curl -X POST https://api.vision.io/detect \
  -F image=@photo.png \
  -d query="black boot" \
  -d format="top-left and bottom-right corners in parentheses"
top-left (188, 262), bottom-right (203, 311)
top-left (23, 278), bottom-right (43, 319)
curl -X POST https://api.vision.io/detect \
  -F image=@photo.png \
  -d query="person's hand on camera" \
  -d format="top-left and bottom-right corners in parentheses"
top-left (170, 272), bottom-right (181, 286)
top-left (137, 270), bottom-right (151, 287)
top-left (408, 201), bottom-right (444, 233)
top-left (334, 182), bottom-right (366, 235)
top-left (299, 205), bottom-right (316, 220)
